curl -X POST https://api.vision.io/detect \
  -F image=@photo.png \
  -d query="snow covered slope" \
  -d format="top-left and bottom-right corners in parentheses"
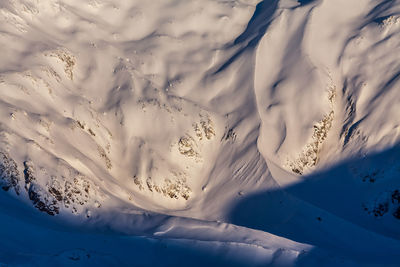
top-left (0, 0), bottom-right (400, 265)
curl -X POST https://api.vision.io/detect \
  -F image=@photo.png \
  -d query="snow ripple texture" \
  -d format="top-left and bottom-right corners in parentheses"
top-left (0, 0), bottom-right (400, 265)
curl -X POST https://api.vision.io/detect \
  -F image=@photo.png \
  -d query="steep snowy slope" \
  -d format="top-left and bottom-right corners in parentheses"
top-left (0, 0), bottom-right (400, 265)
top-left (255, 0), bottom-right (400, 238)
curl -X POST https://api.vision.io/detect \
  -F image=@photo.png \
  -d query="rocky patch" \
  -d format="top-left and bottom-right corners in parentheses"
top-left (24, 161), bottom-right (100, 215)
top-left (0, 153), bottom-right (102, 216)
top-left (364, 189), bottom-right (400, 219)
top-left (134, 171), bottom-right (191, 201)
top-left (0, 151), bottom-right (20, 195)
top-left (288, 87), bottom-right (336, 175)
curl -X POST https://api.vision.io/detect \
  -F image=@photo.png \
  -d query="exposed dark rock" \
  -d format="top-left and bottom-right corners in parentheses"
top-left (23, 161), bottom-right (95, 216)
top-left (372, 202), bottom-right (389, 217)
top-left (23, 161), bottom-right (35, 188)
top-left (28, 184), bottom-right (59, 216)
top-left (391, 190), bottom-right (400, 204)
top-left (48, 177), bottom-right (63, 202)
top-left (365, 189), bottom-right (400, 220)
top-left (0, 151), bottom-right (20, 195)
top-left (64, 177), bottom-right (90, 211)
top-left (393, 207), bottom-right (400, 220)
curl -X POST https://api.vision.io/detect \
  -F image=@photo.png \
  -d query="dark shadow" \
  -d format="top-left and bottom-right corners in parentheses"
top-left (0, 190), bottom-right (253, 267)
top-left (234, 0), bottom-right (279, 47)
top-left (373, 15), bottom-right (393, 24)
top-left (212, 0), bottom-right (279, 74)
top-left (213, 0), bottom-right (321, 74)
top-left (366, 0), bottom-right (396, 19)
top-left (297, 0), bottom-right (319, 6)
top-left (338, 0), bottom-right (399, 65)
top-left (230, 144), bottom-right (400, 265)
top-left (0, 202), bottom-right (248, 266)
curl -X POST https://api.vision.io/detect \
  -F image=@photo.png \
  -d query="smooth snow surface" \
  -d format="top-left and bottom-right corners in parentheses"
top-left (0, 0), bottom-right (400, 266)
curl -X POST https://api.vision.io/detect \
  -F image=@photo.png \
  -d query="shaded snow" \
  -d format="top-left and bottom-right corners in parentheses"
top-left (0, 0), bottom-right (400, 265)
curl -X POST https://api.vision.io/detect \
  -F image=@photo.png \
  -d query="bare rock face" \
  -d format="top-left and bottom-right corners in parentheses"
top-left (28, 183), bottom-right (60, 216)
top-left (63, 176), bottom-right (92, 213)
top-left (24, 161), bottom-right (60, 216)
top-left (23, 161), bottom-right (100, 216)
top-left (364, 189), bottom-right (400, 220)
top-left (0, 152), bottom-right (101, 217)
top-left (0, 151), bottom-right (20, 195)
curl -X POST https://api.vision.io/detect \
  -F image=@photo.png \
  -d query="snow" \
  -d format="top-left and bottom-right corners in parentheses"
top-left (0, 0), bottom-right (400, 265)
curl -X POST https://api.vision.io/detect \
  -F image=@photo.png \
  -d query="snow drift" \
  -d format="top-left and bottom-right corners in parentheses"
top-left (0, 0), bottom-right (400, 265)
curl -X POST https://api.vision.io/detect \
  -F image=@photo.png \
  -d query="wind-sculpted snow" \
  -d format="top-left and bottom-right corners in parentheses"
top-left (256, 0), bottom-right (400, 173)
top-left (0, 0), bottom-right (400, 265)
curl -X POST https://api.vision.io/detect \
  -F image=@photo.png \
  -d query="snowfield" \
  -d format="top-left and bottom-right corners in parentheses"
top-left (0, 0), bottom-right (400, 266)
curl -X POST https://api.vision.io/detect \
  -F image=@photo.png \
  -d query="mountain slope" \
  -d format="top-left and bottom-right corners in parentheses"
top-left (0, 0), bottom-right (400, 265)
